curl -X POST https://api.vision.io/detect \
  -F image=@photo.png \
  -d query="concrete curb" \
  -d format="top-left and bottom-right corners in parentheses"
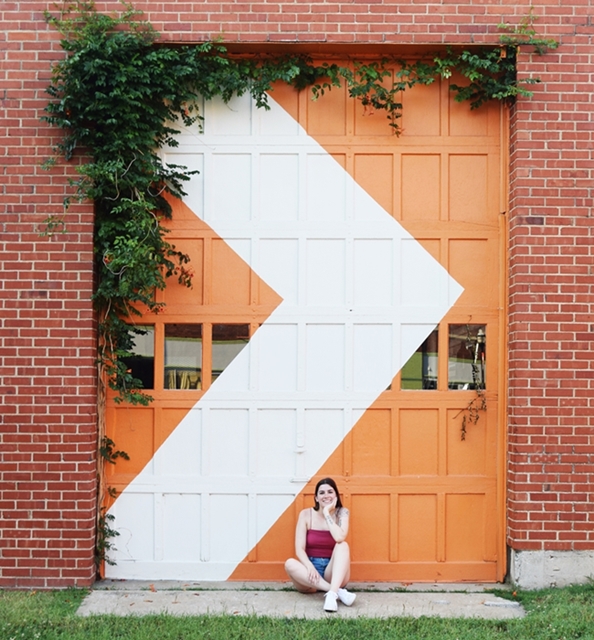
top-left (78, 581), bottom-right (524, 620)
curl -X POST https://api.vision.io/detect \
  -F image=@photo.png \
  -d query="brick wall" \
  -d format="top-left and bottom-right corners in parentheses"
top-left (507, 10), bottom-right (594, 552)
top-left (1, 0), bottom-right (592, 586)
top-left (0, 1), bottom-right (97, 588)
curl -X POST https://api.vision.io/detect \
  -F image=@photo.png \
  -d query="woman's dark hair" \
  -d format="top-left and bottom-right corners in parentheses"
top-left (313, 477), bottom-right (343, 512)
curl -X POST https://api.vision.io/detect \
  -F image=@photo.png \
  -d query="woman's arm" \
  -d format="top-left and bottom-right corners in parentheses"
top-left (294, 508), bottom-right (320, 586)
top-left (294, 509), bottom-right (310, 562)
top-left (323, 502), bottom-right (349, 543)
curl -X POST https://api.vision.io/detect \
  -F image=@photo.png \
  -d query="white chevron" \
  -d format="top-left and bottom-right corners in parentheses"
top-left (106, 93), bottom-right (462, 580)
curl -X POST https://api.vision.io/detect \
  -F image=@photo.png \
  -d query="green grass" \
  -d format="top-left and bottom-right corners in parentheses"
top-left (1, 585), bottom-right (594, 639)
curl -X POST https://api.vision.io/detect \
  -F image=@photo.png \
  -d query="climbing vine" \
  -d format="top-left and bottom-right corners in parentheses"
top-left (93, 437), bottom-right (128, 568)
top-left (455, 326), bottom-right (487, 442)
top-left (43, 1), bottom-right (557, 405)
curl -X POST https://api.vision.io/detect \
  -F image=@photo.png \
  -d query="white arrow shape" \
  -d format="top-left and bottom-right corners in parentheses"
top-left (106, 93), bottom-right (462, 580)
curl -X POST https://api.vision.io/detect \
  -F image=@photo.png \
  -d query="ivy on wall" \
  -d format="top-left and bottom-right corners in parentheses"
top-left (43, 1), bottom-right (556, 406)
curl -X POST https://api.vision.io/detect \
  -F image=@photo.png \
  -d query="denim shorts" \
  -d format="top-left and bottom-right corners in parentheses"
top-left (309, 556), bottom-right (331, 577)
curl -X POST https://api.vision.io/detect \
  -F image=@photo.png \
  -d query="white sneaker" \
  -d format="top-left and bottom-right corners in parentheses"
top-left (323, 591), bottom-right (338, 612)
top-left (337, 587), bottom-right (356, 606)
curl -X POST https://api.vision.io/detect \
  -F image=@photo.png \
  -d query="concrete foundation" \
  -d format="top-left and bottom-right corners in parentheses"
top-left (510, 549), bottom-right (594, 589)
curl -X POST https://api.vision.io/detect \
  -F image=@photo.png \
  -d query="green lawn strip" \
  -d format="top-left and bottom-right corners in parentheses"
top-left (1, 585), bottom-right (594, 640)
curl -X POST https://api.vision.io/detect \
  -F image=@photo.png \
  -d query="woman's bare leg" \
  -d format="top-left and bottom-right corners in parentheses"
top-left (284, 558), bottom-right (332, 593)
top-left (324, 541), bottom-right (351, 593)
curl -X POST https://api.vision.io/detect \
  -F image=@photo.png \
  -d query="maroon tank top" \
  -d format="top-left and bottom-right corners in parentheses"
top-left (305, 529), bottom-right (335, 558)
top-left (305, 509), bottom-right (336, 558)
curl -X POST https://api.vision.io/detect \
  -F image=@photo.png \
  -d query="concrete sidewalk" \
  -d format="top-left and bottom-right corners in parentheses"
top-left (78, 581), bottom-right (525, 620)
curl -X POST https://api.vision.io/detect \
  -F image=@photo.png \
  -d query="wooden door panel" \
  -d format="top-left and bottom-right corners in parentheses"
top-left (401, 154), bottom-right (442, 220)
top-left (399, 409), bottom-right (440, 476)
top-left (445, 494), bottom-right (488, 561)
top-left (449, 238), bottom-right (499, 307)
top-left (351, 409), bottom-right (391, 476)
top-left (398, 494), bottom-right (438, 562)
top-left (351, 494), bottom-right (392, 561)
top-left (401, 80), bottom-right (442, 136)
top-left (354, 154), bottom-right (395, 214)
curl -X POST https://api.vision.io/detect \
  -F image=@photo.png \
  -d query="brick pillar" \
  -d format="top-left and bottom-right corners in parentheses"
top-left (0, 5), bottom-right (98, 588)
top-left (507, 30), bottom-right (594, 586)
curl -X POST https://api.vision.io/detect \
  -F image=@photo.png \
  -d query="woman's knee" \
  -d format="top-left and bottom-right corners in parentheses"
top-left (284, 558), bottom-right (299, 575)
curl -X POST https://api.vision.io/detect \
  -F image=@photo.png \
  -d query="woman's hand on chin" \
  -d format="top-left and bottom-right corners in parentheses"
top-left (323, 497), bottom-right (337, 517)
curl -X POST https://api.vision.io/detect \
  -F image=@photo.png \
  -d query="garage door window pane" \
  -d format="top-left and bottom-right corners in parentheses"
top-left (122, 326), bottom-right (155, 390)
top-left (448, 324), bottom-right (486, 390)
top-left (212, 324), bottom-right (249, 382)
top-left (165, 324), bottom-right (202, 389)
top-left (401, 328), bottom-right (439, 390)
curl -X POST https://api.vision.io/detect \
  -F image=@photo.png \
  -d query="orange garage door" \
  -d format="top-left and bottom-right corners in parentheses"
top-left (105, 58), bottom-right (507, 583)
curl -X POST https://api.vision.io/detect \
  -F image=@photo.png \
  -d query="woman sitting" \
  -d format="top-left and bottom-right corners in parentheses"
top-left (284, 477), bottom-right (356, 612)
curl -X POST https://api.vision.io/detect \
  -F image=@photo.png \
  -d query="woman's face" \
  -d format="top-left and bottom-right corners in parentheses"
top-left (316, 483), bottom-right (336, 508)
